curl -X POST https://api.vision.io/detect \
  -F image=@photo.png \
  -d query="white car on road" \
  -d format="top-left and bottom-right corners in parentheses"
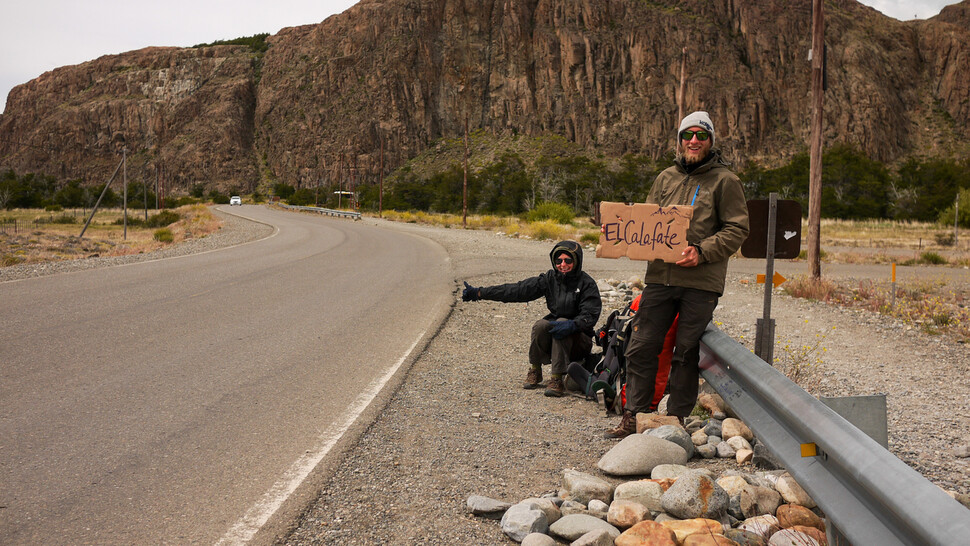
top-left (230, 196), bottom-right (242, 206)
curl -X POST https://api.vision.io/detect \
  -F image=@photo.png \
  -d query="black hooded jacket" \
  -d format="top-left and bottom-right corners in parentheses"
top-left (478, 240), bottom-right (602, 335)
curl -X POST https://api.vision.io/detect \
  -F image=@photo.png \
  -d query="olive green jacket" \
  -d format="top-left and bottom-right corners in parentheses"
top-left (643, 152), bottom-right (750, 295)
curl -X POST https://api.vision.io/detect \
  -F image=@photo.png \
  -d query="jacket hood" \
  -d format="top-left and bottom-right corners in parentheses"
top-left (550, 240), bottom-right (583, 280)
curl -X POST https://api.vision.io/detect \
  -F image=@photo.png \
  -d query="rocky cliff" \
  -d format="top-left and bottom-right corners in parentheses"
top-left (1, 0), bottom-right (968, 193)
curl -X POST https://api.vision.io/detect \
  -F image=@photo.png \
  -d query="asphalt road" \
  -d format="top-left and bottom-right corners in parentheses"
top-left (0, 206), bottom-right (453, 545)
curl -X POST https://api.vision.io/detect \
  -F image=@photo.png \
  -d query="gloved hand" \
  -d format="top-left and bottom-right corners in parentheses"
top-left (461, 281), bottom-right (481, 302)
top-left (549, 319), bottom-right (578, 339)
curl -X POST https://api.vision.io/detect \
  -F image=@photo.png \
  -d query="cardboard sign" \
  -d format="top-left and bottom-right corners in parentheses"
top-left (597, 201), bottom-right (693, 262)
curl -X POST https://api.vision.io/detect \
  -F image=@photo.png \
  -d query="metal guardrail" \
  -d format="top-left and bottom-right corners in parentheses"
top-left (699, 324), bottom-right (970, 545)
top-left (279, 204), bottom-right (361, 220)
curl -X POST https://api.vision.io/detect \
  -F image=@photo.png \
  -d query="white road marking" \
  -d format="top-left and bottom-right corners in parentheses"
top-left (215, 333), bottom-right (426, 545)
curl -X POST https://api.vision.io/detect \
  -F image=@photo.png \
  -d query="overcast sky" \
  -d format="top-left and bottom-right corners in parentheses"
top-left (0, 0), bottom-right (962, 114)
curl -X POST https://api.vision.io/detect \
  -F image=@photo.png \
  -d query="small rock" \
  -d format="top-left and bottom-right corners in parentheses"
top-left (607, 499), bottom-right (653, 529)
top-left (753, 442), bottom-right (784, 470)
top-left (651, 463), bottom-right (690, 480)
top-left (716, 441), bottom-right (737, 458)
top-left (661, 518), bottom-right (724, 543)
top-left (738, 514), bottom-right (781, 540)
top-left (740, 485), bottom-right (782, 519)
top-left (661, 471), bottom-right (730, 519)
top-left (716, 475), bottom-right (749, 497)
top-left (571, 529), bottom-right (616, 546)
top-left (696, 444), bottom-right (717, 459)
top-left (588, 499), bottom-right (609, 517)
top-left (776, 504), bottom-right (824, 531)
top-left (767, 528), bottom-right (821, 545)
top-left (501, 503), bottom-right (549, 542)
top-left (614, 480), bottom-right (665, 512)
top-left (521, 497), bottom-right (562, 525)
top-left (598, 434), bottom-right (689, 476)
top-left (615, 520), bottom-right (678, 546)
top-left (727, 436), bottom-right (753, 452)
top-left (775, 474), bottom-right (817, 508)
top-left (703, 419), bottom-right (723, 437)
top-left (736, 448), bottom-right (754, 465)
top-left (692, 429), bottom-right (710, 446)
top-left (953, 444), bottom-right (970, 458)
top-left (548, 514), bottom-right (620, 542)
top-left (562, 469), bottom-right (615, 505)
top-left (638, 412), bottom-right (682, 432)
top-left (789, 525), bottom-right (828, 544)
top-left (683, 534), bottom-right (740, 545)
top-left (722, 418), bottom-right (754, 441)
top-left (724, 527), bottom-right (769, 545)
top-left (647, 424), bottom-right (695, 459)
top-left (697, 392), bottom-right (728, 419)
top-left (521, 532), bottom-right (557, 546)
top-left (560, 499), bottom-right (588, 516)
top-left (466, 494), bottom-right (511, 519)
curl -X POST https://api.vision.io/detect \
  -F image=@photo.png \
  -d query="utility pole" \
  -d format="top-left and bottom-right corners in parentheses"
top-left (123, 147), bottom-right (128, 240)
top-left (678, 46), bottom-right (687, 124)
top-left (807, 0), bottom-right (825, 280)
top-left (463, 117), bottom-right (469, 227)
top-left (379, 137), bottom-right (384, 218)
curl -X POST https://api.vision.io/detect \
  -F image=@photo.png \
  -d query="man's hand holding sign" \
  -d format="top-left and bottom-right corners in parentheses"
top-left (596, 202), bottom-right (694, 264)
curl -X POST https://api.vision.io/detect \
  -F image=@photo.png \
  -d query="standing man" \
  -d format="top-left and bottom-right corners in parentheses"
top-left (606, 111), bottom-right (749, 438)
top-left (462, 240), bottom-right (601, 397)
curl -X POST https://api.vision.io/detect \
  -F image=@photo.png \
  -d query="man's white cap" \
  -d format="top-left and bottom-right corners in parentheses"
top-left (678, 111), bottom-right (715, 146)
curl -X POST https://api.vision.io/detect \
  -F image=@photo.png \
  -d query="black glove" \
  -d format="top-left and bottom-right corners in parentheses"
top-left (549, 320), bottom-right (578, 339)
top-left (461, 281), bottom-right (481, 302)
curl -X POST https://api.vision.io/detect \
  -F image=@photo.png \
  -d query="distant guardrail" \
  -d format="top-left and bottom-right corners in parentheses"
top-left (699, 324), bottom-right (970, 545)
top-left (278, 204), bottom-right (361, 220)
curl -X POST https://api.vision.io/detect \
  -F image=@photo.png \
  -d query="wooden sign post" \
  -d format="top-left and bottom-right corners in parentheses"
top-left (597, 202), bottom-right (693, 262)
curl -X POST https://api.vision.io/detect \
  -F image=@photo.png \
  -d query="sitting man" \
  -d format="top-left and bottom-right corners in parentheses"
top-left (461, 240), bottom-right (602, 397)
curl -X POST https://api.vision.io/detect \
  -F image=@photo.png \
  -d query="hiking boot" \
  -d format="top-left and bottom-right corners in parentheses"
top-left (605, 410), bottom-right (637, 439)
top-left (544, 377), bottom-right (565, 397)
top-left (523, 367), bottom-right (543, 389)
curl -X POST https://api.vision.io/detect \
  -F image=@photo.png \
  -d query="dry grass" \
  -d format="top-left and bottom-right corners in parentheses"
top-left (0, 205), bottom-right (220, 267)
top-left (376, 210), bottom-right (600, 243)
top-left (783, 275), bottom-right (970, 342)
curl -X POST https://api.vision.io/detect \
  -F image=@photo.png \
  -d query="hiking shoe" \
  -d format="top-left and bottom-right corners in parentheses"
top-left (544, 377), bottom-right (565, 397)
top-left (523, 367), bottom-right (543, 389)
top-left (605, 410), bottom-right (637, 438)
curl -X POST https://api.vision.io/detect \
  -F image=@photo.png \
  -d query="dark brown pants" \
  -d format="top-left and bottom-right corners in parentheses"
top-left (623, 284), bottom-right (719, 417)
top-left (529, 318), bottom-right (593, 375)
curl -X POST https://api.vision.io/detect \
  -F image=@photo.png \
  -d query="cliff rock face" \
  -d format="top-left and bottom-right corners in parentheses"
top-left (1, 0), bottom-right (969, 192)
top-left (0, 46), bottom-right (258, 192)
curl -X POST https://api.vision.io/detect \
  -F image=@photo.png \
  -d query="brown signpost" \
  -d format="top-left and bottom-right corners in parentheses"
top-left (597, 202), bottom-right (693, 263)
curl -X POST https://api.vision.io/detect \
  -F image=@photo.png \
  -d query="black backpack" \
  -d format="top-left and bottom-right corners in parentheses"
top-left (567, 300), bottom-right (637, 413)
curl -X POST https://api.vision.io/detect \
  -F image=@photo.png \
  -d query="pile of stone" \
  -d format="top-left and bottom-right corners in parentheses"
top-left (468, 407), bottom-right (829, 545)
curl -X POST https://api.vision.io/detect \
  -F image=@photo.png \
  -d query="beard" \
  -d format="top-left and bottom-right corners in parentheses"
top-left (682, 147), bottom-right (709, 165)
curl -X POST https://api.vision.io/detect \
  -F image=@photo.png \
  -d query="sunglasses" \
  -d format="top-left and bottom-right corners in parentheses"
top-left (555, 257), bottom-right (574, 264)
top-left (680, 130), bottom-right (710, 141)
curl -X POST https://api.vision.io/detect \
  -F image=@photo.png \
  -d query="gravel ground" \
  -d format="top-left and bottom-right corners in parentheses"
top-left (5, 208), bottom-right (967, 543)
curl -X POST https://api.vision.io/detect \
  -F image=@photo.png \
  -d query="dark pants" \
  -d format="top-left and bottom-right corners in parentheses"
top-left (530, 318), bottom-right (593, 375)
top-left (623, 284), bottom-right (719, 417)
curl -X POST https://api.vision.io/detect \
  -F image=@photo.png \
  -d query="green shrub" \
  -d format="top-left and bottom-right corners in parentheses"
top-left (112, 215), bottom-right (144, 226)
top-left (153, 228), bottom-right (174, 243)
top-left (580, 231), bottom-right (600, 245)
top-left (147, 210), bottom-right (181, 228)
top-left (920, 251), bottom-right (948, 265)
top-left (45, 204), bottom-right (64, 212)
top-left (52, 214), bottom-right (77, 224)
top-left (525, 202), bottom-right (575, 224)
